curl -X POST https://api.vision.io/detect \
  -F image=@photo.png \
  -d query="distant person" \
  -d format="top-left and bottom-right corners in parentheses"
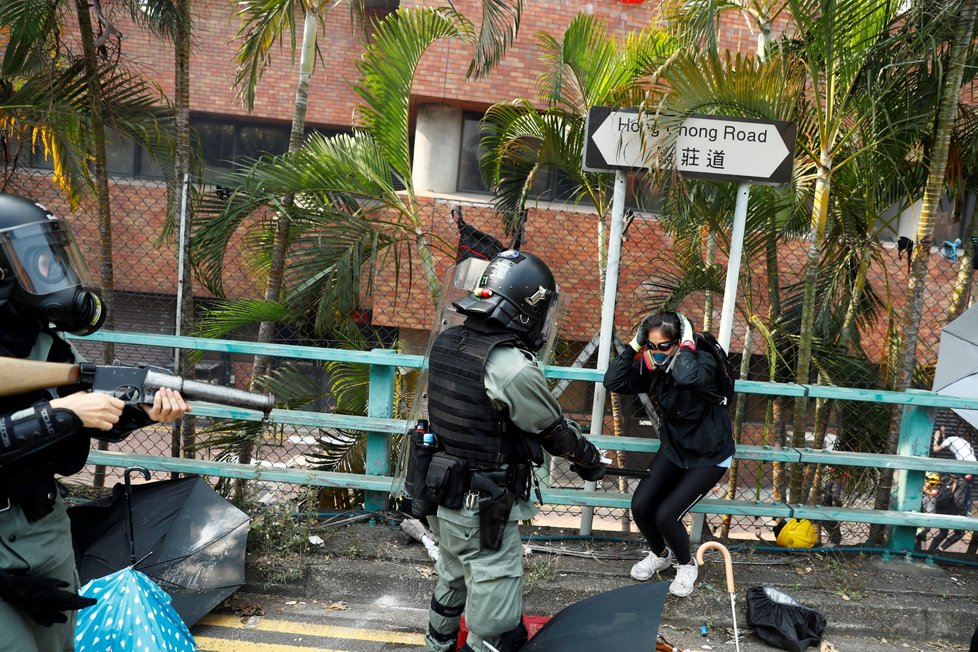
top-left (932, 426), bottom-right (977, 462)
top-left (919, 472), bottom-right (971, 552)
top-left (603, 311), bottom-right (734, 597)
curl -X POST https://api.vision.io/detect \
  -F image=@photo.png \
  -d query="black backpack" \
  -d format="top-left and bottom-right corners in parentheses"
top-left (694, 332), bottom-right (737, 408)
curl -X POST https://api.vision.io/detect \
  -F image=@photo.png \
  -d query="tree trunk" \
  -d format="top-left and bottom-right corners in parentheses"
top-left (946, 192), bottom-right (977, 323)
top-left (75, 0), bottom-right (114, 488)
top-left (703, 226), bottom-right (715, 332)
top-left (790, 150), bottom-right (832, 504)
top-left (240, 7), bottom-right (319, 486)
top-left (720, 324), bottom-right (752, 537)
top-left (172, 0), bottom-right (195, 475)
top-left (870, 0), bottom-right (978, 543)
top-left (839, 241), bottom-right (874, 349)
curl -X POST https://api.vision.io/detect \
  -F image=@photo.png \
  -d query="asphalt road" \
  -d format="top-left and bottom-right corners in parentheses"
top-left (191, 592), bottom-right (970, 652)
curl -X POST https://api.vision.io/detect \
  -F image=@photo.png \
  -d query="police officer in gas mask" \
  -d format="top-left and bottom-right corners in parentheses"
top-left (0, 193), bottom-right (190, 652)
top-left (419, 249), bottom-right (606, 652)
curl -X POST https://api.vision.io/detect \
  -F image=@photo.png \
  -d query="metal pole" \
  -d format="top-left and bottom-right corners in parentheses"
top-left (717, 182), bottom-right (751, 352)
top-left (693, 181), bottom-right (750, 544)
top-left (174, 172), bottom-right (190, 371)
top-left (580, 169), bottom-right (628, 535)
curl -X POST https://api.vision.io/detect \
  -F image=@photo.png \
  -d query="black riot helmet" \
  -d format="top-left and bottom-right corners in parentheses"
top-left (0, 193), bottom-right (105, 335)
top-left (453, 249), bottom-right (559, 352)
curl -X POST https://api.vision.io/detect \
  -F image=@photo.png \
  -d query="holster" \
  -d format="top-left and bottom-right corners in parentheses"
top-left (478, 485), bottom-right (515, 552)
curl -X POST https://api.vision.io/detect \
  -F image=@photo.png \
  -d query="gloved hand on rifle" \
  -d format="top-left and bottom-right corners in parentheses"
top-left (569, 438), bottom-right (607, 482)
top-left (0, 569), bottom-right (96, 627)
top-left (571, 462), bottom-right (607, 482)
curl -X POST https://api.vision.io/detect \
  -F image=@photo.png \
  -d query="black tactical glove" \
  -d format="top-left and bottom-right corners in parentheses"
top-left (630, 314), bottom-right (656, 351)
top-left (571, 462), bottom-right (607, 482)
top-left (572, 438), bottom-right (602, 468)
top-left (0, 569), bottom-right (97, 627)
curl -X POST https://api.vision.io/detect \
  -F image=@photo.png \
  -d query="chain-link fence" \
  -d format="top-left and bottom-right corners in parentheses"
top-left (6, 169), bottom-right (977, 550)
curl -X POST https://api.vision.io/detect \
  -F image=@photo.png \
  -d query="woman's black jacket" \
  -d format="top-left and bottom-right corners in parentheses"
top-left (603, 345), bottom-right (734, 468)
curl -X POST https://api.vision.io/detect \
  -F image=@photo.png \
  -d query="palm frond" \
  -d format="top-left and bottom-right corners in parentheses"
top-left (124, 0), bottom-right (184, 40)
top-left (195, 298), bottom-right (288, 338)
top-left (354, 6), bottom-right (466, 182)
top-left (191, 130), bottom-right (402, 295)
top-left (233, 0), bottom-right (304, 111)
top-left (460, 0), bottom-right (523, 80)
top-left (0, 0), bottom-right (63, 77)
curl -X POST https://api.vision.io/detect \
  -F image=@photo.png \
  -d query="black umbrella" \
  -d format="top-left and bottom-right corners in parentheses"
top-left (68, 474), bottom-right (250, 627)
top-left (521, 582), bottom-right (669, 651)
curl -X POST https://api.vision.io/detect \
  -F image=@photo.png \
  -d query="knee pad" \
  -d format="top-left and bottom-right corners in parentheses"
top-left (427, 622), bottom-right (458, 645)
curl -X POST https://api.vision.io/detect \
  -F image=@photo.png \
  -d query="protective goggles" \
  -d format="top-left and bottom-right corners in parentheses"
top-left (646, 339), bottom-right (678, 351)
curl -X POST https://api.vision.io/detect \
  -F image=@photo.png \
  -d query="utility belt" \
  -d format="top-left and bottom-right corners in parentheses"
top-left (406, 432), bottom-right (532, 551)
top-left (0, 475), bottom-right (60, 522)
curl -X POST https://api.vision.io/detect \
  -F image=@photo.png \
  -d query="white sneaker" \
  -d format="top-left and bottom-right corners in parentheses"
top-left (669, 560), bottom-right (698, 597)
top-left (630, 549), bottom-right (674, 581)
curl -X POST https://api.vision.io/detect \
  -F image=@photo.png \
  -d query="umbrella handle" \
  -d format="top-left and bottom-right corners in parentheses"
top-left (695, 541), bottom-right (735, 594)
top-left (124, 467), bottom-right (150, 566)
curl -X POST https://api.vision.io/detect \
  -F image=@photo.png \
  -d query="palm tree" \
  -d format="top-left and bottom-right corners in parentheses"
top-left (191, 6), bottom-right (487, 473)
top-left (777, 0), bottom-right (906, 503)
top-left (224, 1), bottom-right (524, 476)
top-left (871, 0), bottom-right (978, 540)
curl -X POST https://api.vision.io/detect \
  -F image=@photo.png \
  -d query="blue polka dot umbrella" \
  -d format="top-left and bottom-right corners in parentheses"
top-left (74, 566), bottom-right (197, 652)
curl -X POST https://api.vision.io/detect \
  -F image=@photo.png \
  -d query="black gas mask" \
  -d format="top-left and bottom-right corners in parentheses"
top-left (0, 198), bottom-right (105, 335)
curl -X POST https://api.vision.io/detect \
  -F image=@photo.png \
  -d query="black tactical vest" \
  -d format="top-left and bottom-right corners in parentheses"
top-left (427, 326), bottom-right (527, 467)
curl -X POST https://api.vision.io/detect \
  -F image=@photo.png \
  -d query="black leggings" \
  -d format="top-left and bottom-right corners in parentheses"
top-left (631, 454), bottom-right (727, 565)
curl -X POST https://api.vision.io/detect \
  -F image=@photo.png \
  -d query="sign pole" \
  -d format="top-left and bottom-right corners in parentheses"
top-left (717, 182), bottom-right (751, 352)
top-left (580, 169), bottom-right (628, 536)
top-left (691, 181), bottom-right (751, 544)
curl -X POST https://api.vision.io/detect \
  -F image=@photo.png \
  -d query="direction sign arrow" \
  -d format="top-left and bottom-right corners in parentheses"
top-left (583, 108), bottom-right (796, 185)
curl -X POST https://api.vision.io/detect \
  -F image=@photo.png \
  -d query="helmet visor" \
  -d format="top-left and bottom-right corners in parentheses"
top-left (0, 220), bottom-right (91, 295)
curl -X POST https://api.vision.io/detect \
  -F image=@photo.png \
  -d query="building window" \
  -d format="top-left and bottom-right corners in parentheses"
top-left (457, 113), bottom-right (491, 194)
top-left (194, 116), bottom-right (348, 184)
top-left (194, 117), bottom-right (291, 184)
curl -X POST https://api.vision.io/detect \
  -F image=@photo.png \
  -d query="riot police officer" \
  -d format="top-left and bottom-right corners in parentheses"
top-left (0, 193), bottom-right (190, 652)
top-left (420, 249), bottom-right (606, 652)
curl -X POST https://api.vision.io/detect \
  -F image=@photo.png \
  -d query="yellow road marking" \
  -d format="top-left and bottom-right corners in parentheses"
top-left (195, 637), bottom-right (351, 652)
top-left (198, 614), bottom-right (426, 646)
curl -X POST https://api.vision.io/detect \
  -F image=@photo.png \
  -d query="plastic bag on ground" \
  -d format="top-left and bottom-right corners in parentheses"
top-left (746, 585), bottom-right (826, 652)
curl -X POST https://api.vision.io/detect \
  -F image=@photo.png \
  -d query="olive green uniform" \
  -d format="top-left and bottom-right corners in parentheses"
top-left (0, 333), bottom-right (81, 652)
top-left (0, 499), bottom-right (79, 652)
top-left (425, 345), bottom-right (562, 652)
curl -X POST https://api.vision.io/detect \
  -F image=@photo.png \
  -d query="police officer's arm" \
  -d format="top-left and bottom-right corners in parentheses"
top-left (485, 348), bottom-right (603, 474)
top-left (1, 388), bottom-right (189, 466)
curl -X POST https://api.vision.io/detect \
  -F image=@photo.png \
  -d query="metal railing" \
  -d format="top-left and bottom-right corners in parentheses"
top-left (73, 331), bottom-right (978, 551)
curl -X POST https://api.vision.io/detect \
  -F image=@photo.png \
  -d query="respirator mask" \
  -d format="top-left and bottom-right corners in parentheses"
top-left (0, 219), bottom-right (105, 335)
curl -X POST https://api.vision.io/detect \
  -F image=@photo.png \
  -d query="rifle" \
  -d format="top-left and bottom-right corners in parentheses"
top-left (0, 357), bottom-right (275, 415)
top-left (602, 466), bottom-right (651, 479)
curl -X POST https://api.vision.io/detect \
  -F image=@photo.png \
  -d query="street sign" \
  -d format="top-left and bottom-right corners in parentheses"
top-left (583, 107), bottom-right (796, 184)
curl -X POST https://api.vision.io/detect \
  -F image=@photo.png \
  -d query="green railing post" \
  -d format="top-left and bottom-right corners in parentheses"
top-left (365, 349), bottom-right (396, 511)
top-left (888, 398), bottom-right (935, 550)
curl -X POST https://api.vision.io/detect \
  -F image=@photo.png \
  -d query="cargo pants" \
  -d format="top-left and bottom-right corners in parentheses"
top-left (424, 504), bottom-right (525, 652)
top-left (0, 496), bottom-right (80, 652)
